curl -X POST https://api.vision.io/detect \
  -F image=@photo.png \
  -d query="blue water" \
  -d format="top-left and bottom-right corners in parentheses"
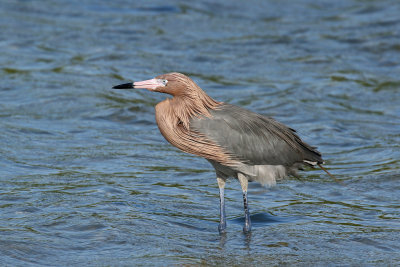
top-left (1, 0), bottom-right (399, 265)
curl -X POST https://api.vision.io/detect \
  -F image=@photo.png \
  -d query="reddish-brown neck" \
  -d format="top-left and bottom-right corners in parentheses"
top-left (170, 91), bottom-right (222, 129)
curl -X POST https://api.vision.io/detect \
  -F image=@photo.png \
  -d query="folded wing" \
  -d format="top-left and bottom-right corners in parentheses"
top-left (190, 104), bottom-right (322, 166)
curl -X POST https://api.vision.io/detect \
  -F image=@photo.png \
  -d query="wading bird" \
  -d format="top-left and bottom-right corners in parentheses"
top-left (113, 72), bottom-right (333, 233)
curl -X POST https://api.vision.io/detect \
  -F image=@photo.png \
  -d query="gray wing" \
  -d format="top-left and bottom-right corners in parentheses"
top-left (190, 104), bottom-right (322, 166)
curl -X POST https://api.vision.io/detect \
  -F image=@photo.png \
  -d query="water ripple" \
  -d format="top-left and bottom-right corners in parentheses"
top-left (1, 0), bottom-right (400, 265)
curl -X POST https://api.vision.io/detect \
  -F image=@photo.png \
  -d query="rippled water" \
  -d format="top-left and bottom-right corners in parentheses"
top-left (1, 0), bottom-right (399, 265)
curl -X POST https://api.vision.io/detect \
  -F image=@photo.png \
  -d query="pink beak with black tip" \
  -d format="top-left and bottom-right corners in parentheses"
top-left (112, 79), bottom-right (165, 90)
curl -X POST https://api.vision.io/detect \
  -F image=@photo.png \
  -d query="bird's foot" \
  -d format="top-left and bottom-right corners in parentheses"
top-left (218, 222), bottom-right (226, 234)
top-left (243, 225), bottom-right (251, 233)
top-left (243, 219), bottom-right (252, 233)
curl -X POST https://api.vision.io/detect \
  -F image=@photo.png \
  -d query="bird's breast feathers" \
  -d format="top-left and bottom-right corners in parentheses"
top-left (155, 100), bottom-right (239, 166)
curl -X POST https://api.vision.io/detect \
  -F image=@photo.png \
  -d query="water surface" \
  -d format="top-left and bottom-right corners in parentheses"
top-left (0, 0), bottom-right (399, 265)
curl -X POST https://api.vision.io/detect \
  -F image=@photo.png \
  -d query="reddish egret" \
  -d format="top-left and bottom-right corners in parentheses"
top-left (113, 72), bottom-right (334, 233)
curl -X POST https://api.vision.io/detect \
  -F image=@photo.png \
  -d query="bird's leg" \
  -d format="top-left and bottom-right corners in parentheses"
top-left (238, 173), bottom-right (251, 233)
top-left (217, 177), bottom-right (227, 233)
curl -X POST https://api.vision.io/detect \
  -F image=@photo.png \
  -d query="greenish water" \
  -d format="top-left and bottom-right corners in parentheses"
top-left (0, 0), bottom-right (399, 265)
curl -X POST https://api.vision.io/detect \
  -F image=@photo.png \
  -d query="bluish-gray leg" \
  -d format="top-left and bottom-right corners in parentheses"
top-left (217, 177), bottom-right (226, 233)
top-left (238, 173), bottom-right (251, 233)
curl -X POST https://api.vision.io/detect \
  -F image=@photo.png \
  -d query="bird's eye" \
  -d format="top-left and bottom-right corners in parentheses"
top-left (162, 79), bottom-right (168, 85)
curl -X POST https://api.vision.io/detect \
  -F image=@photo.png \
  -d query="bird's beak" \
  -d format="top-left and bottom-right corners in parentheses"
top-left (112, 79), bottom-right (164, 90)
top-left (112, 82), bottom-right (133, 89)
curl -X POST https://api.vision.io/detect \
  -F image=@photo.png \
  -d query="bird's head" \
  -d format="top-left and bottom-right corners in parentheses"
top-left (113, 72), bottom-right (196, 97)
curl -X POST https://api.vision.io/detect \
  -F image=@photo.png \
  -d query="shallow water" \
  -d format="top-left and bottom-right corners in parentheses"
top-left (1, 0), bottom-right (399, 265)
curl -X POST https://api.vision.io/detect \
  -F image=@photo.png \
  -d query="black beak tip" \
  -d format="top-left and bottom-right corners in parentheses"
top-left (112, 82), bottom-right (134, 89)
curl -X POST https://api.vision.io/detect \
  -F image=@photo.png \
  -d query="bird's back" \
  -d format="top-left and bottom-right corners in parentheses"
top-left (190, 104), bottom-right (323, 184)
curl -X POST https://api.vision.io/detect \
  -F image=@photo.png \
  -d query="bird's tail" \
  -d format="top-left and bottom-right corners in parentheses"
top-left (317, 163), bottom-right (342, 184)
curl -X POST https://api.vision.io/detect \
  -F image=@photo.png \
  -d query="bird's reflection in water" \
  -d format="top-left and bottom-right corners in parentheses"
top-left (217, 228), bottom-right (252, 249)
top-left (219, 231), bottom-right (227, 247)
top-left (244, 231), bottom-right (252, 250)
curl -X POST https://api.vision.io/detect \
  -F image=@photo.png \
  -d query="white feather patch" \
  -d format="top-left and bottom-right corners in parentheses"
top-left (236, 164), bottom-right (287, 187)
top-left (303, 160), bottom-right (318, 166)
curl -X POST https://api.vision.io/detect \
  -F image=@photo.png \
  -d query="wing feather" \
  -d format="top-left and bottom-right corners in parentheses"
top-left (190, 104), bottom-right (322, 166)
